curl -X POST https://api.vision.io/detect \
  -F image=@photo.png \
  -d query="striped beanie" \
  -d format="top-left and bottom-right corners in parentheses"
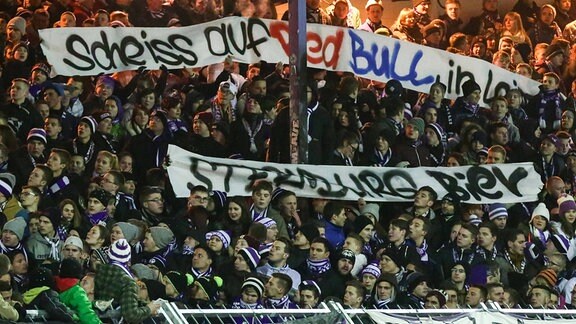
top-left (239, 247), bottom-right (261, 271)
top-left (558, 194), bottom-right (576, 216)
top-left (109, 238), bottom-right (131, 264)
top-left (488, 203), bottom-right (508, 221)
top-left (361, 262), bottom-right (381, 279)
top-left (551, 234), bottom-right (570, 254)
top-left (27, 128), bottom-right (47, 144)
top-left (242, 276), bottom-right (264, 299)
top-left (205, 230), bottom-right (231, 249)
top-left (257, 217), bottom-right (277, 229)
top-left (468, 214), bottom-right (482, 226)
top-left (425, 122), bottom-right (447, 144)
top-left (80, 116), bottom-right (97, 134)
top-left (0, 173), bottom-right (15, 197)
top-left (536, 268), bottom-right (557, 287)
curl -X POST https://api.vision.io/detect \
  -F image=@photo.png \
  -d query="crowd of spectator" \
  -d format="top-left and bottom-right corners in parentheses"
top-left (0, 0), bottom-right (575, 322)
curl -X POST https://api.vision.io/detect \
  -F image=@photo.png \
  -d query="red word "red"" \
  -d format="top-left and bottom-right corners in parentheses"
top-left (269, 21), bottom-right (344, 70)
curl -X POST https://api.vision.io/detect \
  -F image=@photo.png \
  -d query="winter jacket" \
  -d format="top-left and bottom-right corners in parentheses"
top-left (23, 286), bottom-right (77, 322)
top-left (25, 232), bottom-right (62, 262)
top-left (0, 294), bottom-right (18, 321)
top-left (56, 276), bottom-right (102, 324)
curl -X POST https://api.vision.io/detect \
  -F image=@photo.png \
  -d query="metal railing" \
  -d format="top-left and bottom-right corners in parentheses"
top-left (160, 301), bottom-right (576, 324)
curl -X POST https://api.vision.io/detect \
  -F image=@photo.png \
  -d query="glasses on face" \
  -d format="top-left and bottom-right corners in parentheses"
top-left (191, 195), bottom-right (209, 203)
top-left (146, 198), bottom-right (164, 204)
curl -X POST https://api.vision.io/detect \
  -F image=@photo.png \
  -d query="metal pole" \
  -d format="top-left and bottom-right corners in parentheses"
top-left (288, 0), bottom-right (308, 164)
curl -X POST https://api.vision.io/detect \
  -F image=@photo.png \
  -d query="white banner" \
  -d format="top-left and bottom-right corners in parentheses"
top-left (166, 145), bottom-right (543, 203)
top-left (39, 17), bottom-right (540, 107)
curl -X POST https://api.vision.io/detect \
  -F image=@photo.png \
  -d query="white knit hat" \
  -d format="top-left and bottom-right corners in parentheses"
top-left (531, 202), bottom-right (550, 223)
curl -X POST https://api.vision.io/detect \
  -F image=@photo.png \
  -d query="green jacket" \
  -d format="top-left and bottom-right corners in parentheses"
top-left (56, 277), bottom-right (102, 324)
top-left (95, 263), bottom-right (151, 323)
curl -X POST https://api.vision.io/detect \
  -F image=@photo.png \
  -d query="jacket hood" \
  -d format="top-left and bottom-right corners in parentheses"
top-left (22, 286), bottom-right (50, 304)
top-left (54, 276), bottom-right (79, 293)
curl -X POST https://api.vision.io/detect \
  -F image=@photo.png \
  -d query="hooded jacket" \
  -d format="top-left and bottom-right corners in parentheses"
top-left (55, 276), bottom-right (102, 324)
top-left (23, 286), bottom-right (77, 322)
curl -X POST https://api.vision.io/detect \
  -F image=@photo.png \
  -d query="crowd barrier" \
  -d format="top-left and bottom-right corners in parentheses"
top-left (158, 301), bottom-right (576, 324)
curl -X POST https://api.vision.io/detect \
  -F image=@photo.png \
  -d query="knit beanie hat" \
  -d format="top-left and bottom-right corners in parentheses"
top-left (151, 109), bottom-right (168, 127)
top-left (299, 280), bottom-right (322, 297)
top-left (242, 276), bottom-right (265, 299)
top-left (131, 263), bottom-right (156, 280)
top-left (196, 276), bottom-right (223, 302)
top-left (378, 273), bottom-right (398, 287)
top-left (426, 290), bottom-right (446, 307)
top-left (93, 111), bottom-right (112, 125)
top-left (531, 203), bottom-right (550, 224)
top-left (89, 188), bottom-right (113, 206)
top-left (0, 173), bottom-right (15, 198)
top-left (558, 195), bottom-right (576, 216)
top-left (382, 251), bottom-right (403, 268)
top-left (63, 236), bottom-right (84, 251)
top-left (407, 272), bottom-right (428, 293)
top-left (7, 17), bottom-right (26, 35)
top-left (109, 238), bottom-right (131, 264)
top-left (468, 214), bottom-right (482, 226)
top-left (44, 209), bottom-right (61, 229)
top-left (59, 258), bottom-right (83, 279)
top-left (115, 222), bottom-right (139, 243)
top-left (165, 271), bottom-right (194, 294)
top-left (27, 128), bottom-right (47, 145)
top-left (360, 203), bottom-right (380, 221)
top-left (149, 226), bottom-right (175, 250)
top-left (205, 230), bottom-right (231, 249)
top-left (142, 279), bottom-right (167, 300)
top-left (257, 217), bottom-right (276, 229)
top-left (194, 111), bottom-right (213, 128)
top-left (354, 215), bottom-right (373, 234)
top-left (551, 233), bottom-right (570, 254)
top-left (462, 79), bottom-right (481, 97)
top-left (338, 249), bottom-right (356, 264)
top-left (298, 223), bottom-right (320, 244)
top-left (488, 203), bottom-right (508, 221)
top-left (536, 268), bottom-right (557, 287)
top-left (80, 116), bottom-right (97, 135)
top-left (408, 117), bottom-right (425, 135)
top-left (238, 247), bottom-right (261, 271)
top-left (425, 122), bottom-right (447, 144)
top-left (3, 217), bottom-right (26, 241)
top-left (384, 79), bottom-right (403, 98)
top-left (32, 62), bottom-right (50, 77)
top-left (361, 262), bottom-right (381, 279)
top-left (29, 267), bottom-right (54, 289)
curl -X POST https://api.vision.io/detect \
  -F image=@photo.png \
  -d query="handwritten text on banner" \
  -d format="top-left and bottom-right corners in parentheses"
top-left (166, 145), bottom-right (543, 204)
top-left (40, 17), bottom-right (540, 107)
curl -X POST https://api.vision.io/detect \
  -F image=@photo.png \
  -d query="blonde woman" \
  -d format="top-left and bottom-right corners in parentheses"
top-left (501, 12), bottom-right (532, 49)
